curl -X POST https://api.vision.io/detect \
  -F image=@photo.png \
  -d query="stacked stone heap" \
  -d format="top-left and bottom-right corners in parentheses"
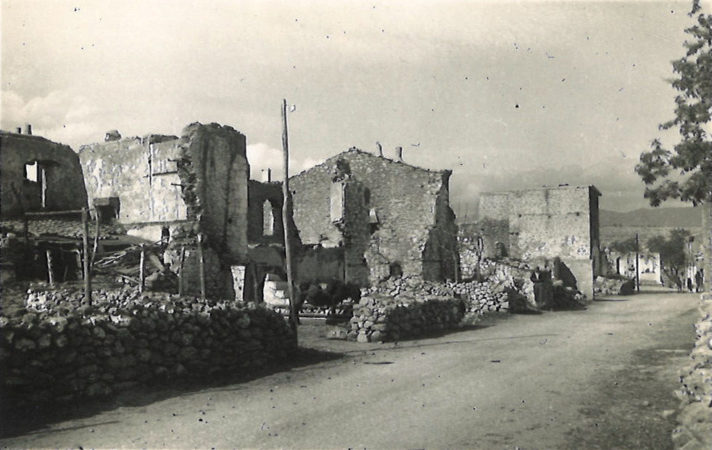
top-left (672, 296), bottom-right (712, 449)
top-left (0, 287), bottom-right (295, 409)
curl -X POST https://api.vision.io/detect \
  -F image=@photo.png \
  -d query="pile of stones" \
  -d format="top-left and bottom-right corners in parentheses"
top-left (1, 287), bottom-right (295, 409)
top-left (348, 293), bottom-right (465, 343)
top-left (451, 280), bottom-right (511, 318)
top-left (672, 296), bottom-right (712, 449)
top-left (594, 276), bottom-right (636, 296)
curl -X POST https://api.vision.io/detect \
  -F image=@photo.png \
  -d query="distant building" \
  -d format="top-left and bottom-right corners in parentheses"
top-left (478, 185), bottom-right (602, 299)
top-left (289, 148), bottom-right (458, 286)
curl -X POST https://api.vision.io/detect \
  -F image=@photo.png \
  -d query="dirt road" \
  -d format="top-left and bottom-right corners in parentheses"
top-left (1, 288), bottom-right (699, 449)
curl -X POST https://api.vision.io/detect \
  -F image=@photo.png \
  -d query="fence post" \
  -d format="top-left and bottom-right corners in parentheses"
top-left (139, 244), bottom-right (146, 293)
top-left (45, 249), bottom-right (54, 286)
top-left (81, 207), bottom-right (92, 305)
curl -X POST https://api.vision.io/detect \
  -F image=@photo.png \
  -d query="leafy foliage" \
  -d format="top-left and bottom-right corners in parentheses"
top-left (609, 237), bottom-right (639, 254)
top-left (635, 2), bottom-right (712, 206)
top-left (646, 228), bottom-right (693, 281)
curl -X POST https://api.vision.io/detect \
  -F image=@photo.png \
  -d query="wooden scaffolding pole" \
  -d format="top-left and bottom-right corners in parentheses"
top-left (81, 207), bottom-right (92, 305)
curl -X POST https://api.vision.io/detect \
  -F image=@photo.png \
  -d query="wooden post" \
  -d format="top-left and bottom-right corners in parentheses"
top-left (197, 233), bottom-right (206, 300)
top-left (91, 208), bottom-right (100, 268)
top-left (45, 249), bottom-right (54, 286)
top-left (635, 232), bottom-right (640, 293)
top-left (81, 207), bottom-right (92, 305)
top-left (281, 99), bottom-right (298, 339)
top-left (178, 245), bottom-right (186, 297)
top-left (139, 244), bottom-right (146, 293)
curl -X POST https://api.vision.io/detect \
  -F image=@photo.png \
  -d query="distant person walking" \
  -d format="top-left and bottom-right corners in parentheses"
top-left (695, 269), bottom-right (704, 293)
top-left (687, 277), bottom-right (694, 293)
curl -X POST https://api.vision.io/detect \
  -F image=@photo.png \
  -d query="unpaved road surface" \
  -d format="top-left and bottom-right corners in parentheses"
top-left (1, 288), bottom-right (699, 449)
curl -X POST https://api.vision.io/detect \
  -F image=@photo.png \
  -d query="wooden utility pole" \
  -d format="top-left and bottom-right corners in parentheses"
top-left (281, 99), bottom-right (298, 339)
top-left (81, 207), bottom-right (92, 304)
top-left (635, 232), bottom-right (640, 293)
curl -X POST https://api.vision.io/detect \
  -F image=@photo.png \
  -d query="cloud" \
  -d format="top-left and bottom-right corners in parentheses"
top-left (246, 142), bottom-right (323, 181)
top-left (1, 89), bottom-right (101, 147)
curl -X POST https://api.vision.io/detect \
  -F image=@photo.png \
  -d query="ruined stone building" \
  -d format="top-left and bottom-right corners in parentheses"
top-left (1, 127), bottom-right (87, 218)
top-left (0, 127), bottom-right (91, 283)
top-left (289, 148), bottom-right (458, 287)
top-left (477, 185), bottom-right (602, 299)
top-left (78, 123), bottom-right (249, 298)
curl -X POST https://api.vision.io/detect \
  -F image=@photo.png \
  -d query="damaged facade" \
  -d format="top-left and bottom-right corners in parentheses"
top-left (0, 129), bottom-right (90, 284)
top-left (477, 185), bottom-right (602, 299)
top-left (78, 123), bottom-right (249, 298)
top-left (289, 148), bottom-right (458, 287)
top-left (1, 129), bottom-right (88, 217)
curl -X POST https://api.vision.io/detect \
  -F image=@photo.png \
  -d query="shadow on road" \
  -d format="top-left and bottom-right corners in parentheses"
top-left (0, 347), bottom-right (344, 439)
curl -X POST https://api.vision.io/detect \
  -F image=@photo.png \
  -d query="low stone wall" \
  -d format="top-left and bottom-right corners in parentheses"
top-left (348, 294), bottom-right (465, 343)
top-left (0, 287), bottom-right (295, 409)
top-left (672, 296), bottom-right (712, 449)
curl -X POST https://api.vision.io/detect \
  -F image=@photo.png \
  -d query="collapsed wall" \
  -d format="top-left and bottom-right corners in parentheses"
top-left (79, 123), bottom-right (250, 298)
top-left (289, 148), bottom-right (458, 286)
top-left (478, 185), bottom-right (601, 299)
top-left (0, 131), bottom-right (88, 217)
top-left (0, 288), bottom-right (295, 409)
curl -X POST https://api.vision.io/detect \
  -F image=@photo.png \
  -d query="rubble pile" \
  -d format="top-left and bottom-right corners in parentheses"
top-left (94, 244), bottom-right (177, 292)
top-left (348, 293), bottom-right (465, 343)
top-left (672, 296), bottom-right (712, 449)
top-left (594, 276), bottom-right (636, 296)
top-left (1, 287), bottom-right (295, 409)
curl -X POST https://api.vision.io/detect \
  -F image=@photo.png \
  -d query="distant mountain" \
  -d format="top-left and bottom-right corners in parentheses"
top-left (600, 207), bottom-right (702, 229)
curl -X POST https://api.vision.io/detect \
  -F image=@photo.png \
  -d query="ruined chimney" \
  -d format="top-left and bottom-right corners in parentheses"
top-left (24, 124), bottom-right (32, 135)
top-left (262, 168), bottom-right (272, 182)
top-left (396, 146), bottom-right (403, 161)
top-left (16, 127), bottom-right (22, 134)
top-left (376, 141), bottom-right (383, 157)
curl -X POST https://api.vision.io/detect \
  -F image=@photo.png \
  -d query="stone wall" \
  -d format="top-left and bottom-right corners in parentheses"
top-left (247, 180), bottom-right (284, 246)
top-left (0, 287), bottom-right (295, 409)
top-left (479, 185), bottom-right (600, 299)
top-left (290, 148), bottom-right (457, 286)
top-left (348, 294), bottom-right (465, 343)
top-left (703, 203), bottom-right (711, 294)
top-left (672, 297), bottom-right (712, 449)
top-left (0, 131), bottom-right (88, 217)
top-left (79, 123), bottom-right (249, 264)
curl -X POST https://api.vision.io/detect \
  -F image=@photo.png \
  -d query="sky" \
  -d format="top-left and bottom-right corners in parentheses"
top-left (2, 0), bottom-right (706, 219)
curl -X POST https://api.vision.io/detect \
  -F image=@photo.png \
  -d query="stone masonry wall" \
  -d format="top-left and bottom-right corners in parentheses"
top-left (290, 148), bottom-right (457, 285)
top-left (0, 131), bottom-right (88, 217)
top-left (672, 297), bottom-right (712, 449)
top-left (0, 287), bottom-right (295, 410)
top-left (349, 294), bottom-right (465, 343)
top-left (480, 186), bottom-right (600, 299)
top-left (79, 123), bottom-right (249, 264)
